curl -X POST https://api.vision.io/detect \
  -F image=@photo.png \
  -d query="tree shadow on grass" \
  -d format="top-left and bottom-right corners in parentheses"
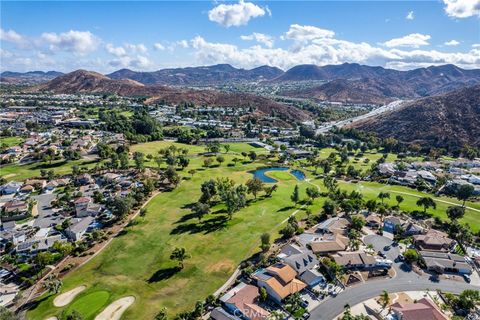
top-left (21, 294), bottom-right (51, 312)
top-left (175, 211), bottom-right (198, 224)
top-left (170, 215), bottom-right (228, 235)
top-left (116, 229), bottom-right (128, 237)
top-left (277, 206), bottom-right (295, 212)
top-left (147, 266), bottom-right (181, 283)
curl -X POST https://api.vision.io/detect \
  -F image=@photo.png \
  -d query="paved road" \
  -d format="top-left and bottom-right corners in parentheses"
top-left (315, 100), bottom-right (405, 134)
top-left (33, 193), bottom-right (63, 228)
top-left (309, 235), bottom-right (480, 320)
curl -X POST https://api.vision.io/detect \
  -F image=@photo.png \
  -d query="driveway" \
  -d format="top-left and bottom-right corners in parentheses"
top-left (309, 235), bottom-right (480, 320)
top-left (33, 193), bottom-right (64, 228)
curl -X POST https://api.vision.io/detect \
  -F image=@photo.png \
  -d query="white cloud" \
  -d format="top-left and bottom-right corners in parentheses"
top-left (283, 24), bottom-right (335, 42)
top-left (106, 43), bottom-right (127, 57)
top-left (472, 43), bottom-right (480, 48)
top-left (0, 28), bottom-right (25, 45)
top-left (108, 55), bottom-right (151, 69)
top-left (443, 0), bottom-right (480, 18)
top-left (40, 30), bottom-right (100, 55)
top-left (177, 40), bottom-right (189, 48)
top-left (240, 32), bottom-right (274, 48)
top-left (208, 0), bottom-right (267, 27)
top-left (125, 43), bottom-right (148, 54)
top-left (188, 33), bottom-right (480, 71)
top-left (406, 11), bottom-right (415, 20)
top-left (383, 33), bottom-right (431, 48)
top-left (105, 43), bottom-right (152, 70)
top-left (0, 49), bottom-right (13, 59)
top-left (444, 39), bottom-right (460, 46)
top-left (154, 43), bottom-right (165, 51)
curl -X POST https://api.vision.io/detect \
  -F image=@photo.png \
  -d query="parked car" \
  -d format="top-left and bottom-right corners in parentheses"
top-left (378, 251), bottom-right (386, 258)
top-left (398, 254), bottom-right (404, 261)
top-left (300, 299), bottom-right (309, 308)
top-left (302, 312), bottom-right (310, 319)
top-left (463, 274), bottom-right (471, 283)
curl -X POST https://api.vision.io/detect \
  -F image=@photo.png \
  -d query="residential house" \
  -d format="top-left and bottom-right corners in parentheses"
top-left (2, 200), bottom-right (28, 215)
top-left (74, 197), bottom-right (92, 217)
top-left (419, 251), bottom-right (472, 275)
top-left (76, 173), bottom-right (94, 186)
top-left (383, 216), bottom-right (404, 233)
top-left (0, 182), bottom-right (22, 195)
top-left (403, 222), bottom-right (425, 236)
top-left (365, 214), bottom-right (381, 229)
top-left (65, 216), bottom-right (94, 241)
top-left (220, 282), bottom-right (270, 320)
top-left (331, 252), bottom-right (377, 270)
top-left (298, 269), bottom-right (325, 288)
top-left (277, 243), bottom-right (324, 287)
top-left (413, 230), bottom-right (456, 252)
top-left (253, 263), bottom-right (306, 304)
top-left (278, 243), bottom-right (318, 274)
top-left (298, 233), bottom-right (348, 255)
top-left (390, 298), bottom-right (448, 320)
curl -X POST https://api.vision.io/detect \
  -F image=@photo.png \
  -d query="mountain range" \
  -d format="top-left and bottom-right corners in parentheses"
top-left (6, 63), bottom-right (480, 104)
top-left (30, 70), bottom-right (312, 124)
top-left (0, 70), bottom-right (64, 85)
top-left (107, 64), bottom-right (284, 86)
top-left (350, 84), bottom-right (480, 149)
top-left (281, 64), bottom-right (480, 104)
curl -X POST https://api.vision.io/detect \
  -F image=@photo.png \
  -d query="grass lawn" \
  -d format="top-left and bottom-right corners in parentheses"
top-left (28, 162), bottom-right (314, 320)
top-left (0, 136), bottom-right (24, 147)
top-left (130, 141), bottom-right (263, 156)
top-left (65, 291), bottom-right (110, 320)
top-left (25, 144), bottom-right (480, 319)
top-left (0, 159), bottom-right (101, 181)
top-left (308, 177), bottom-right (480, 232)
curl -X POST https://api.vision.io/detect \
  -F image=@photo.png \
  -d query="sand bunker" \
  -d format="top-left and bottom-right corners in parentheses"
top-left (95, 296), bottom-right (135, 320)
top-left (53, 285), bottom-right (86, 307)
top-left (45, 317), bottom-right (58, 320)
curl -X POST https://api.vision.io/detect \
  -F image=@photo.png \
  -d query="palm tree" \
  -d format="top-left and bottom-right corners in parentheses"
top-left (395, 195), bottom-right (404, 207)
top-left (378, 192), bottom-right (390, 205)
top-left (43, 274), bottom-right (62, 294)
top-left (170, 247), bottom-right (190, 269)
top-left (366, 243), bottom-right (374, 254)
top-left (416, 197), bottom-right (436, 214)
top-left (379, 290), bottom-right (390, 308)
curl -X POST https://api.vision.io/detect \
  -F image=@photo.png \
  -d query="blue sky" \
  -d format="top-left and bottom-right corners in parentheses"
top-left (1, 1), bottom-right (479, 72)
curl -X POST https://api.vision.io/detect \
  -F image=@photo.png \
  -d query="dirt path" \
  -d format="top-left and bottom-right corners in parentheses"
top-left (53, 285), bottom-right (86, 307)
top-left (94, 296), bottom-right (135, 320)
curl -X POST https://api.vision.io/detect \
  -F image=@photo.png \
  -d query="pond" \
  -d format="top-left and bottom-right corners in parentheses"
top-left (250, 167), bottom-right (306, 183)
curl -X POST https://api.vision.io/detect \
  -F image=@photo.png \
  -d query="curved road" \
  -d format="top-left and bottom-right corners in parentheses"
top-left (309, 235), bottom-right (480, 320)
top-left (315, 100), bottom-right (405, 134)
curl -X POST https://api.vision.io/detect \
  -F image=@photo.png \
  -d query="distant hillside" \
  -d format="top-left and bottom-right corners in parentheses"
top-left (280, 64), bottom-right (480, 104)
top-left (31, 70), bottom-right (312, 123)
top-left (350, 85), bottom-right (480, 149)
top-left (0, 70), bottom-right (64, 85)
top-left (107, 64), bottom-right (284, 86)
top-left (273, 63), bottom-right (396, 82)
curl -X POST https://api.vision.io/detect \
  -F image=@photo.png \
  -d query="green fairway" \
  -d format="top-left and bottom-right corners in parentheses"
top-left (130, 141), bottom-right (264, 156)
top-left (309, 178), bottom-right (480, 232)
top-left (0, 159), bottom-right (101, 181)
top-left (0, 136), bottom-right (24, 147)
top-left (65, 291), bottom-right (110, 320)
top-left (25, 143), bottom-right (480, 320)
top-left (28, 162), bottom-right (314, 320)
